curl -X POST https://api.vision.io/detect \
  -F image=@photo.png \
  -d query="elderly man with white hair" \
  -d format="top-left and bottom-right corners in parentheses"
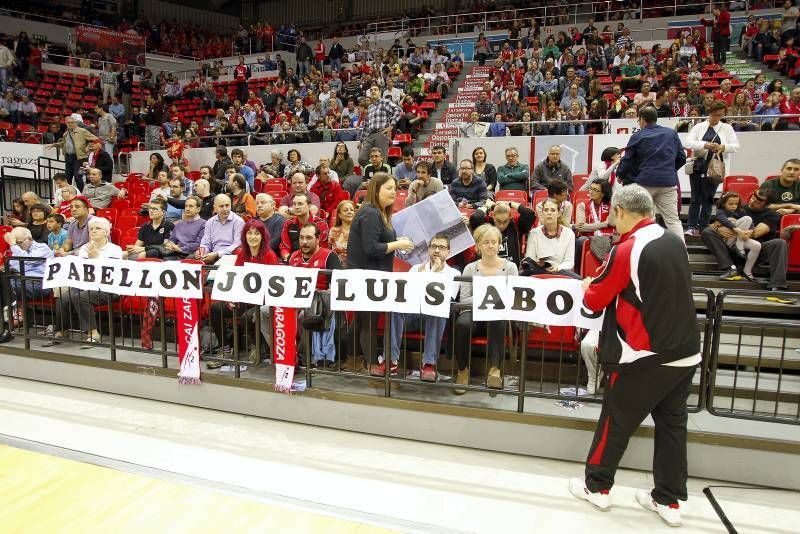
top-left (254, 193), bottom-right (286, 256)
top-left (45, 217), bottom-right (122, 347)
top-left (4, 226), bottom-right (53, 299)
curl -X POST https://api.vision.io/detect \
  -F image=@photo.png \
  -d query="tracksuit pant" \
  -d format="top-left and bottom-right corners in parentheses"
top-left (584, 364), bottom-right (697, 505)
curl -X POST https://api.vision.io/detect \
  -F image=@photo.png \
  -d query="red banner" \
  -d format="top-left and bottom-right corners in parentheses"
top-left (272, 306), bottom-right (297, 393)
top-left (177, 297), bottom-right (201, 385)
top-left (75, 25), bottom-right (146, 67)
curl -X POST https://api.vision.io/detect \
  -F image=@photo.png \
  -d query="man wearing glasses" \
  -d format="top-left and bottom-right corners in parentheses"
top-left (388, 234), bottom-right (460, 382)
top-left (3, 227), bottom-right (53, 299)
top-left (498, 147), bottom-right (532, 192)
top-left (449, 159), bottom-right (489, 209)
top-left (702, 188), bottom-right (791, 300)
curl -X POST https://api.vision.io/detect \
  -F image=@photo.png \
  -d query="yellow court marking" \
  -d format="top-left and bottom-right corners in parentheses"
top-left (0, 445), bottom-right (397, 534)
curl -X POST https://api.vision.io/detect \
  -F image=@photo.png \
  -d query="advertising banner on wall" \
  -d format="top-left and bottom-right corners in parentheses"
top-left (75, 25), bottom-right (146, 66)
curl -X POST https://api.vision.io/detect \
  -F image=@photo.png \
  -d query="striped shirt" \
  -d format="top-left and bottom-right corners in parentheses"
top-left (360, 97), bottom-right (402, 140)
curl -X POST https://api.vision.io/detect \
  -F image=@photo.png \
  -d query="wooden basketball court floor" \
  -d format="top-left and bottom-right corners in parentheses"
top-left (0, 444), bottom-right (396, 534)
top-left (0, 375), bottom-right (799, 533)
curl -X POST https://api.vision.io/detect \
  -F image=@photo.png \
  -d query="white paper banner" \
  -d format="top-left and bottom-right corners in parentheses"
top-left (330, 270), bottom-right (423, 314)
top-left (42, 256), bottom-right (204, 298)
top-left (40, 257), bottom-right (605, 330)
top-left (418, 271), bottom-right (459, 319)
top-left (471, 276), bottom-right (604, 329)
top-left (211, 264), bottom-right (317, 308)
top-left (42, 257), bottom-right (73, 289)
top-left (110, 261), bottom-right (143, 296)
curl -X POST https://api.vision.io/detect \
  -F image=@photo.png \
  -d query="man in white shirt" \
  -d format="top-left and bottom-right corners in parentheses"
top-left (382, 78), bottom-right (404, 104)
top-left (388, 234), bottom-right (460, 382)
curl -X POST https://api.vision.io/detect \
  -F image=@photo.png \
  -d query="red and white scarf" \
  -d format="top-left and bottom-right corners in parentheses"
top-left (273, 306), bottom-right (298, 393)
top-left (177, 297), bottom-right (201, 385)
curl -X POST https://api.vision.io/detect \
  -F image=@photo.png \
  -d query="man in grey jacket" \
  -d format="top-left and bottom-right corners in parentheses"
top-left (531, 145), bottom-right (574, 191)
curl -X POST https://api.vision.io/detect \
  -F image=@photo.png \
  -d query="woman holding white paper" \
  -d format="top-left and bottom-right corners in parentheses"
top-left (523, 199), bottom-right (580, 279)
top-left (346, 173), bottom-right (414, 376)
top-left (454, 224), bottom-right (518, 394)
top-left (46, 217), bottom-right (122, 347)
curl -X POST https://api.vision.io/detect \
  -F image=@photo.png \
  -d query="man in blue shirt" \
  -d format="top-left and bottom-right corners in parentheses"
top-left (617, 106), bottom-right (687, 244)
top-left (4, 227), bottom-right (53, 298)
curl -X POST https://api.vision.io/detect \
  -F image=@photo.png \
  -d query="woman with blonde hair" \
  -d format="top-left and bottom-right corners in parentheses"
top-left (454, 224), bottom-right (519, 394)
top-left (328, 199), bottom-right (355, 267)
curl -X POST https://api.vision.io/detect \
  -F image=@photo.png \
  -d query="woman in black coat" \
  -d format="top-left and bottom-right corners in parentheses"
top-left (345, 172), bottom-right (414, 376)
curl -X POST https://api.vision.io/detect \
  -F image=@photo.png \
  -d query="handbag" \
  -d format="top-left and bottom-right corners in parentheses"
top-left (706, 152), bottom-right (725, 187)
top-left (301, 290), bottom-right (332, 332)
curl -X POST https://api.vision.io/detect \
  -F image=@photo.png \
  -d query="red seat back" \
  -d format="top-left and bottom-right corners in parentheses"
top-left (495, 189), bottom-right (528, 206)
top-left (580, 239), bottom-right (605, 278)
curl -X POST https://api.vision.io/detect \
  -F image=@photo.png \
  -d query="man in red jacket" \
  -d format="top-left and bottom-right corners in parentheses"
top-left (701, 3), bottom-right (731, 64)
top-left (569, 185), bottom-right (700, 528)
top-left (289, 223), bottom-right (341, 368)
top-left (310, 163), bottom-right (349, 217)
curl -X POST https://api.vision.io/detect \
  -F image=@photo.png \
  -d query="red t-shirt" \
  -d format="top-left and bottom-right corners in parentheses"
top-left (780, 99), bottom-right (800, 125)
top-left (234, 64), bottom-right (249, 82)
top-left (235, 247), bottom-right (278, 266)
top-left (712, 90), bottom-right (734, 107)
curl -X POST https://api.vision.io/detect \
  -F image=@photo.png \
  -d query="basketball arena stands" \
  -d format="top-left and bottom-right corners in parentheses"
top-left (0, 1), bottom-right (799, 502)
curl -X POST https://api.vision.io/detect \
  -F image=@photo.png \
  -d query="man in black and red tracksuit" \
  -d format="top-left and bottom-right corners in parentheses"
top-left (233, 56), bottom-right (251, 104)
top-left (569, 185), bottom-right (700, 528)
top-left (289, 223), bottom-right (341, 368)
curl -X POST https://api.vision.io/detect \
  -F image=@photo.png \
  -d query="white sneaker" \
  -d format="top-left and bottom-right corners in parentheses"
top-left (569, 477), bottom-right (611, 511)
top-left (636, 489), bottom-right (681, 527)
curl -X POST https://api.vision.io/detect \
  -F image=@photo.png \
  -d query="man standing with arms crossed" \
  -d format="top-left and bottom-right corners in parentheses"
top-left (569, 185), bottom-right (700, 528)
top-left (358, 85), bottom-right (403, 166)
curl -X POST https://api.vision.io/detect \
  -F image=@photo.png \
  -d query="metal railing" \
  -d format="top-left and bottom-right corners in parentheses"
top-left (3, 260), bottom-right (770, 420)
top-left (447, 113), bottom-right (800, 135)
top-left (707, 289), bottom-right (800, 425)
top-left (363, 1), bottom-right (781, 41)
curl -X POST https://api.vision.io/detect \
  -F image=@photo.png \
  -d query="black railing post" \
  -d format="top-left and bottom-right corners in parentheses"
top-left (383, 311), bottom-right (392, 398)
top-left (517, 322), bottom-right (528, 413)
top-left (158, 297), bottom-right (167, 368)
top-left (107, 293), bottom-right (116, 362)
top-left (706, 290), bottom-right (728, 415)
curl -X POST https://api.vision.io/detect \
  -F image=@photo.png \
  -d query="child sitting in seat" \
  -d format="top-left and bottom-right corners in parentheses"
top-left (46, 213), bottom-right (68, 254)
top-left (714, 192), bottom-right (761, 282)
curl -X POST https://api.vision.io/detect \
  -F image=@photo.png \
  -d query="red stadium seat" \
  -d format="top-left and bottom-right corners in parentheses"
top-left (120, 227), bottom-right (140, 248)
top-left (572, 192), bottom-right (590, 222)
top-left (573, 174), bottom-right (590, 191)
top-left (723, 175), bottom-right (759, 201)
top-left (116, 216), bottom-right (138, 231)
top-left (94, 208), bottom-right (117, 224)
top-left (495, 190), bottom-right (528, 206)
top-left (580, 238), bottom-right (605, 278)
top-left (392, 190), bottom-right (408, 212)
top-left (110, 198), bottom-right (131, 211)
top-left (109, 228), bottom-right (122, 246)
top-left (781, 214), bottom-right (800, 273)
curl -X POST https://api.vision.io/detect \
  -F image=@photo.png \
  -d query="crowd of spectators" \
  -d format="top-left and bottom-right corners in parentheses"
top-left (458, 13), bottom-right (799, 138)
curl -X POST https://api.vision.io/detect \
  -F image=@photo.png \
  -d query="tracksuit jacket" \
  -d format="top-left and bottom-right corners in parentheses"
top-left (583, 218), bottom-right (700, 372)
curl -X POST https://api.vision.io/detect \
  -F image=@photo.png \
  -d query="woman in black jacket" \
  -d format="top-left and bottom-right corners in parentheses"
top-left (345, 173), bottom-right (414, 375)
